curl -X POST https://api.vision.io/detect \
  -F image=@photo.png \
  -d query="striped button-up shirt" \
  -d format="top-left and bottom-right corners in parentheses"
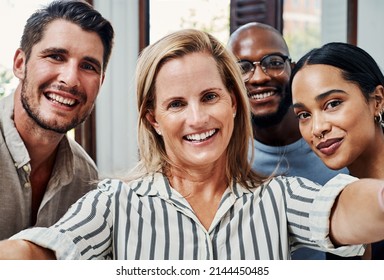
top-left (12, 172), bottom-right (364, 259)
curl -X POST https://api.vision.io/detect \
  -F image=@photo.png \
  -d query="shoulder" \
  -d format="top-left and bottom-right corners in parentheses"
top-left (66, 137), bottom-right (98, 172)
top-left (262, 175), bottom-right (323, 194)
top-left (98, 173), bottom-right (165, 199)
top-left (97, 178), bottom-right (128, 193)
top-left (96, 174), bottom-right (158, 196)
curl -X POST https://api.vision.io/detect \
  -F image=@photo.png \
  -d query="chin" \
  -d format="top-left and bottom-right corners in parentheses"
top-left (322, 159), bottom-right (346, 171)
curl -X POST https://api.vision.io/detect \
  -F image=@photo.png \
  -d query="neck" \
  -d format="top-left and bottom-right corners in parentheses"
top-left (348, 133), bottom-right (384, 179)
top-left (253, 108), bottom-right (301, 146)
top-left (168, 163), bottom-right (228, 196)
top-left (167, 162), bottom-right (229, 230)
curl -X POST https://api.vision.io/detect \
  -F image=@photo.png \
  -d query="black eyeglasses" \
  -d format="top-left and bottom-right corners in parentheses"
top-left (237, 54), bottom-right (291, 82)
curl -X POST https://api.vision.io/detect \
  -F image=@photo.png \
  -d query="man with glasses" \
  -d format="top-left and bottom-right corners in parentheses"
top-left (228, 22), bottom-right (347, 260)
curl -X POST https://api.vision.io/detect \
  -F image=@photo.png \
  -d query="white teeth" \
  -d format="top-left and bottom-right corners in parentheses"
top-left (250, 91), bottom-right (274, 100)
top-left (47, 93), bottom-right (76, 106)
top-left (186, 129), bottom-right (215, 141)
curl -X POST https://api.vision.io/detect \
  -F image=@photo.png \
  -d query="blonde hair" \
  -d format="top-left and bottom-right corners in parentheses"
top-left (127, 29), bottom-right (266, 187)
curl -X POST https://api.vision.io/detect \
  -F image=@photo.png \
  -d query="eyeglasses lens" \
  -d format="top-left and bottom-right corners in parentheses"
top-left (238, 55), bottom-right (287, 81)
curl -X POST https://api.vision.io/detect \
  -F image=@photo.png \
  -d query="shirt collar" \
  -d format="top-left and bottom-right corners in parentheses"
top-left (133, 172), bottom-right (252, 199)
top-left (0, 93), bottom-right (30, 168)
top-left (0, 92), bottom-right (75, 184)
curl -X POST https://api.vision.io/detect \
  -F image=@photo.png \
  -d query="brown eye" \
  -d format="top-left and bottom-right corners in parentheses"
top-left (325, 100), bottom-right (342, 110)
top-left (296, 111), bottom-right (311, 120)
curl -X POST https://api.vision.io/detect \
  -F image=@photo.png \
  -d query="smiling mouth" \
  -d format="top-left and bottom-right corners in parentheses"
top-left (184, 129), bottom-right (217, 142)
top-left (249, 91), bottom-right (275, 100)
top-left (45, 93), bottom-right (78, 107)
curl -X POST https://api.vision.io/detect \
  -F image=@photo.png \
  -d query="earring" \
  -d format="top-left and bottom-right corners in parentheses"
top-left (155, 129), bottom-right (162, 135)
top-left (233, 112), bottom-right (237, 118)
top-left (375, 112), bottom-right (383, 126)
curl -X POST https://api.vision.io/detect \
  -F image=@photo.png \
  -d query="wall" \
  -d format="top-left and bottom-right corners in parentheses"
top-left (358, 0), bottom-right (384, 70)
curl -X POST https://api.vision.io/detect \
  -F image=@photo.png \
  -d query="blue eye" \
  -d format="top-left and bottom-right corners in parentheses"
top-left (203, 92), bottom-right (217, 102)
top-left (168, 100), bottom-right (183, 109)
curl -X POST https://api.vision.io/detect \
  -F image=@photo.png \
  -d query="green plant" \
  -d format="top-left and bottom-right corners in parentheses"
top-left (0, 66), bottom-right (14, 99)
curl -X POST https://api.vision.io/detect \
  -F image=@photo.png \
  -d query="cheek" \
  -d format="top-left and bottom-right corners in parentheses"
top-left (221, 108), bottom-right (236, 136)
top-left (28, 60), bottom-right (53, 76)
top-left (88, 83), bottom-right (101, 99)
top-left (156, 112), bottom-right (181, 133)
top-left (344, 105), bottom-right (372, 130)
top-left (347, 115), bottom-right (374, 141)
top-left (278, 73), bottom-right (290, 86)
top-left (81, 76), bottom-right (103, 98)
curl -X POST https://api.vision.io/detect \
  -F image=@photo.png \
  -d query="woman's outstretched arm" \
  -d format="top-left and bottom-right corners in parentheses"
top-left (0, 239), bottom-right (56, 260)
top-left (330, 178), bottom-right (384, 245)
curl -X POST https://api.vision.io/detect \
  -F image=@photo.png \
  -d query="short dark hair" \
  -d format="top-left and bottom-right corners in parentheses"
top-left (20, 0), bottom-right (114, 72)
top-left (290, 42), bottom-right (384, 102)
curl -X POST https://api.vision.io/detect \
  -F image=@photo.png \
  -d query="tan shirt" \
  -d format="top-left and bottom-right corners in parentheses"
top-left (0, 93), bottom-right (98, 240)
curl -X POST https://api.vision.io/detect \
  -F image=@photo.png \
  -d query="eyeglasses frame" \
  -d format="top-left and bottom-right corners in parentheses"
top-left (237, 53), bottom-right (291, 82)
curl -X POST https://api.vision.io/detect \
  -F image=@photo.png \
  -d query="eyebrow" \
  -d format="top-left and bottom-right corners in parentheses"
top-left (41, 47), bottom-right (67, 55)
top-left (41, 47), bottom-right (102, 72)
top-left (293, 89), bottom-right (347, 109)
top-left (202, 87), bottom-right (223, 93)
top-left (160, 87), bottom-right (223, 105)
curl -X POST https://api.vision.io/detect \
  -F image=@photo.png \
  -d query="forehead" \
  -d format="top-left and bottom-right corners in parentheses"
top-left (231, 28), bottom-right (287, 58)
top-left (292, 64), bottom-right (364, 102)
top-left (34, 20), bottom-right (104, 58)
top-left (293, 64), bottom-right (345, 88)
top-left (155, 52), bottom-right (224, 97)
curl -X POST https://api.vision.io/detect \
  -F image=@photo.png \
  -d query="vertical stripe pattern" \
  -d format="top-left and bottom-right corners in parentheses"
top-left (12, 173), bottom-right (364, 259)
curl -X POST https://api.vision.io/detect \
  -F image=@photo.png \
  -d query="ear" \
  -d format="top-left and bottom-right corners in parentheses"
top-left (145, 110), bottom-right (160, 132)
top-left (373, 85), bottom-right (384, 113)
top-left (13, 49), bottom-right (26, 80)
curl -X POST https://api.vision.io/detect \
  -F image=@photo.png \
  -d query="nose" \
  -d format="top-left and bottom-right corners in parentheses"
top-left (59, 61), bottom-right (80, 88)
top-left (247, 64), bottom-right (271, 84)
top-left (186, 103), bottom-right (209, 127)
top-left (312, 113), bottom-right (330, 139)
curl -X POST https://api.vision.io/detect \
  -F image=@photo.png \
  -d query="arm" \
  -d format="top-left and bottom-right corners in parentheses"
top-left (330, 178), bottom-right (384, 245)
top-left (0, 239), bottom-right (56, 260)
top-left (1, 180), bottom-right (117, 260)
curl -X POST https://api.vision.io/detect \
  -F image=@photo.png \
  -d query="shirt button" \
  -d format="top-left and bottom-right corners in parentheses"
top-left (23, 165), bottom-right (30, 173)
top-left (24, 182), bottom-right (31, 188)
